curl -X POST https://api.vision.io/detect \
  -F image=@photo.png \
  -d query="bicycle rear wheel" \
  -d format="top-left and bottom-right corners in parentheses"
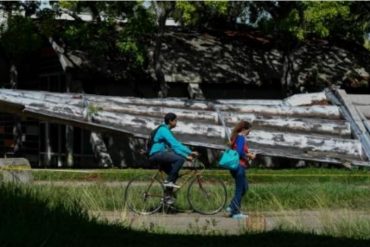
top-left (125, 175), bottom-right (164, 215)
top-left (187, 176), bottom-right (227, 215)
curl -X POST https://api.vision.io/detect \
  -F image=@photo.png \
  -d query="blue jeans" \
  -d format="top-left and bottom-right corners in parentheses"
top-left (229, 165), bottom-right (248, 215)
top-left (149, 151), bottom-right (185, 183)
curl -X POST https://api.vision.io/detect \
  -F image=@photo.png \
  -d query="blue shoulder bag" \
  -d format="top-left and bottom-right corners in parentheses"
top-left (219, 149), bottom-right (239, 170)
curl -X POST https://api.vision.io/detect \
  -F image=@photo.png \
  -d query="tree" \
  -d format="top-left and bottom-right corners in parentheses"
top-left (50, 1), bottom-right (153, 70)
top-left (0, 1), bottom-right (43, 156)
top-left (0, 1), bottom-right (42, 88)
top-left (145, 0), bottom-right (250, 97)
top-left (150, 1), bottom-right (175, 97)
top-left (251, 1), bottom-right (357, 94)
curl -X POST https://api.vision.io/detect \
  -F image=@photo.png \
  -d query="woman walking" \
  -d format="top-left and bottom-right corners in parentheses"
top-left (227, 121), bottom-right (255, 220)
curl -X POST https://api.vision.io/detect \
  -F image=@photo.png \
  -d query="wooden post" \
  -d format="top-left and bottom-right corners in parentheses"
top-left (57, 124), bottom-right (62, 167)
top-left (65, 73), bottom-right (74, 167)
top-left (65, 125), bottom-right (74, 167)
top-left (44, 122), bottom-right (51, 167)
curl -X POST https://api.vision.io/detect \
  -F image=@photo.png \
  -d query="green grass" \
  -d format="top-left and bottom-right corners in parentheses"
top-left (245, 182), bottom-right (370, 211)
top-left (32, 167), bottom-right (370, 184)
top-left (28, 168), bottom-right (370, 213)
top-left (3, 167), bottom-right (370, 244)
top-left (21, 166), bottom-right (370, 243)
top-left (32, 168), bottom-right (154, 182)
top-left (25, 180), bottom-right (370, 212)
top-left (1, 183), bottom-right (370, 247)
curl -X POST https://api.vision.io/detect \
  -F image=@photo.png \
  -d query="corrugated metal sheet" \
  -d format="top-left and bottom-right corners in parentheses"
top-left (0, 89), bottom-right (368, 166)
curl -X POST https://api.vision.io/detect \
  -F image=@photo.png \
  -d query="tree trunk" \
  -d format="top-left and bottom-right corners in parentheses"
top-left (65, 125), bottom-right (74, 167)
top-left (281, 51), bottom-right (294, 96)
top-left (65, 73), bottom-right (74, 167)
top-left (90, 132), bottom-right (112, 168)
top-left (74, 81), bottom-right (113, 168)
top-left (153, 1), bottom-right (173, 98)
top-left (9, 62), bottom-right (23, 157)
top-left (44, 121), bottom-right (51, 167)
top-left (9, 64), bottom-right (17, 89)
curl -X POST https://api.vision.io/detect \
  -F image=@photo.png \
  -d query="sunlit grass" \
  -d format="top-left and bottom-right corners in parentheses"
top-left (2, 182), bottom-right (370, 240)
top-left (271, 207), bottom-right (370, 240)
top-left (4, 167), bottom-right (370, 240)
top-left (32, 167), bottom-right (370, 184)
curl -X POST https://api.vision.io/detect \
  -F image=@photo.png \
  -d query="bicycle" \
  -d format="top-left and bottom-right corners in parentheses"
top-left (124, 158), bottom-right (227, 215)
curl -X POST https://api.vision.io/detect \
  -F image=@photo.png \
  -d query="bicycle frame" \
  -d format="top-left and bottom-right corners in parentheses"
top-left (150, 158), bottom-right (206, 195)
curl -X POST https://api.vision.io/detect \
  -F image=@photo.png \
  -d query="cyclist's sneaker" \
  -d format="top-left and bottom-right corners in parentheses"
top-left (163, 181), bottom-right (180, 188)
top-left (164, 196), bottom-right (175, 205)
top-left (231, 213), bottom-right (248, 220)
top-left (225, 206), bottom-right (232, 216)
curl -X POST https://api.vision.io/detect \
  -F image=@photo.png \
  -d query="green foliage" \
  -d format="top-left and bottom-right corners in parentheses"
top-left (62, 23), bottom-right (92, 49)
top-left (37, 9), bottom-right (58, 37)
top-left (0, 15), bottom-right (42, 60)
top-left (174, 1), bottom-right (244, 28)
top-left (364, 37), bottom-right (370, 51)
top-left (276, 8), bottom-right (304, 40)
top-left (116, 39), bottom-right (145, 65)
top-left (253, 1), bottom-right (370, 43)
top-left (54, 1), bottom-right (155, 69)
top-left (303, 1), bottom-right (350, 38)
top-left (258, 1), bottom-right (362, 42)
top-left (204, 1), bottom-right (228, 15)
top-left (116, 4), bottom-right (156, 67)
top-left (175, 1), bottom-right (197, 26)
top-left (87, 104), bottom-right (102, 117)
top-left (59, 0), bottom-right (79, 11)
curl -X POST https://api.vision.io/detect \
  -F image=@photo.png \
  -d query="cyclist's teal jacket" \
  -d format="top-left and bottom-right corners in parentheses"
top-left (149, 124), bottom-right (192, 158)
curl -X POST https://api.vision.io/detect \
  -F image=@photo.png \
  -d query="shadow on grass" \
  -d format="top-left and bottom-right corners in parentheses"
top-left (0, 184), bottom-right (369, 247)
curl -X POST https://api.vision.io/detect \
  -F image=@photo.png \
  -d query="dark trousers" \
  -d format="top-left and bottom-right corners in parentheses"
top-left (229, 165), bottom-right (248, 215)
top-left (149, 151), bottom-right (185, 183)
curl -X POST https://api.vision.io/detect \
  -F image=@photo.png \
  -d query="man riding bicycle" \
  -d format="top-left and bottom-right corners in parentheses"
top-left (149, 113), bottom-right (199, 190)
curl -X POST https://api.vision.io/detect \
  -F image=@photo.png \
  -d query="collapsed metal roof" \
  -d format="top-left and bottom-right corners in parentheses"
top-left (0, 88), bottom-right (369, 166)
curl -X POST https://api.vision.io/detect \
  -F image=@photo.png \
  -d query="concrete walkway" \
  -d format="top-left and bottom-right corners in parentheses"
top-left (91, 209), bottom-right (370, 235)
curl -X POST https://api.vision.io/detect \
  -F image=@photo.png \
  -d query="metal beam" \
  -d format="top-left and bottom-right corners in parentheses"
top-left (326, 88), bottom-right (370, 162)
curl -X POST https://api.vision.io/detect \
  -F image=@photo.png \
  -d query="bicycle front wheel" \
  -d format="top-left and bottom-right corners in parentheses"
top-left (187, 176), bottom-right (227, 215)
top-left (125, 175), bottom-right (164, 215)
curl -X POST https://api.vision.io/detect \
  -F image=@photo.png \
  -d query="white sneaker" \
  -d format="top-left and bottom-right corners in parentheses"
top-left (164, 196), bottom-right (175, 205)
top-left (163, 181), bottom-right (180, 188)
top-left (225, 206), bottom-right (232, 216)
top-left (232, 213), bottom-right (248, 220)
